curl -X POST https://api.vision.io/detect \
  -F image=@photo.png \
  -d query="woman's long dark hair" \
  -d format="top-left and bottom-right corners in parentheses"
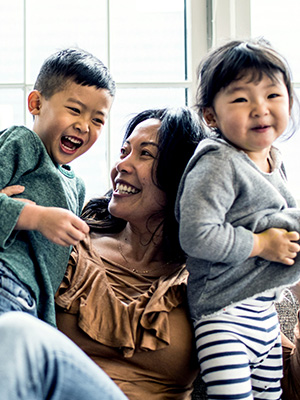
top-left (81, 107), bottom-right (206, 262)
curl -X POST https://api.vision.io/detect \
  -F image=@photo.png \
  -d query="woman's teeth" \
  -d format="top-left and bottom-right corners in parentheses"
top-left (116, 183), bottom-right (139, 194)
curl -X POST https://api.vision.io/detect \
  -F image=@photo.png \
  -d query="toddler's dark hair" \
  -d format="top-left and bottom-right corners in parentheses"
top-left (195, 38), bottom-right (298, 138)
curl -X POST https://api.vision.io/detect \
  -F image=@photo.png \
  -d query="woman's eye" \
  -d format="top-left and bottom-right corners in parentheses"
top-left (120, 147), bottom-right (127, 157)
top-left (141, 150), bottom-right (154, 157)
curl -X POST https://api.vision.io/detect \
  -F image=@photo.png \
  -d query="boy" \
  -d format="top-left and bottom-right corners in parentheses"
top-left (0, 48), bottom-right (115, 326)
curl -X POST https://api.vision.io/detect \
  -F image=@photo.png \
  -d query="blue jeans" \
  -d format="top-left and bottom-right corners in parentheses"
top-left (0, 312), bottom-right (128, 400)
top-left (0, 261), bottom-right (37, 316)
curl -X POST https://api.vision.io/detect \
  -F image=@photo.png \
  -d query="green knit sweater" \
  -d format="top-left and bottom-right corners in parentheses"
top-left (0, 126), bottom-right (86, 326)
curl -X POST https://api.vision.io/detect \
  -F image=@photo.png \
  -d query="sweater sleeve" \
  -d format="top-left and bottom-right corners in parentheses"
top-left (0, 127), bottom-right (40, 247)
top-left (178, 149), bottom-right (254, 264)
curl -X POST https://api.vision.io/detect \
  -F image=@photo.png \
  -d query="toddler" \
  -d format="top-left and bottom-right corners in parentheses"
top-left (176, 38), bottom-right (300, 399)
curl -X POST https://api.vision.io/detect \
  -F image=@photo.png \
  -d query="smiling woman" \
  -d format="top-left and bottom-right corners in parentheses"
top-left (109, 118), bottom-right (167, 230)
top-left (53, 106), bottom-right (205, 400)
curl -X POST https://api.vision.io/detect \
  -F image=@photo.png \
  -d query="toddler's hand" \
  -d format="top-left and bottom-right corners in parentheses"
top-left (253, 228), bottom-right (300, 265)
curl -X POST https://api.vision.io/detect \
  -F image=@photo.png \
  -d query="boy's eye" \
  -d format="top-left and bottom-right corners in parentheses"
top-left (93, 118), bottom-right (104, 126)
top-left (67, 106), bottom-right (80, 113)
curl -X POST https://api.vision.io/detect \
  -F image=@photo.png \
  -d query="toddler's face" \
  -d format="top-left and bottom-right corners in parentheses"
top-left (29, 81), bottom-right (113, 165)
top-left (202, 72), bottom-right (290, 162)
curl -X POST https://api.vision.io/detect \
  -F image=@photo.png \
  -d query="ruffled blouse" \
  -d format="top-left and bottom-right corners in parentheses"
top-left (56, 235), bottom-right (190, 357)
top-left (55, 235), bottom-right (199, 399)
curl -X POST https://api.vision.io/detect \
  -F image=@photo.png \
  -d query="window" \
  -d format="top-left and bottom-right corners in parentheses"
top-left (0, 0), bottom-right (206, 200)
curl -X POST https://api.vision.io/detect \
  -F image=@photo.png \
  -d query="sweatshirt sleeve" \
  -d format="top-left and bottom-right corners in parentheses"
top-left (0, 195), bottom-right (26, 249)
top-left (177, 148), bottom-right (254, 264)
top-left (0, 127), bottom-right (40, 247)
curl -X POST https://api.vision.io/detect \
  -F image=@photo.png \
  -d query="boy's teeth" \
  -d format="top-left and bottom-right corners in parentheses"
top-left (116, 183), bottom-right (139, 194)
top-left (64, 136), bottom-right (82, 144)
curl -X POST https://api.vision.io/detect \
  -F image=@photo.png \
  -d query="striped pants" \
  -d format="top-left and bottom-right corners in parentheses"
top-left (194, 299), bottom-right (282, 400)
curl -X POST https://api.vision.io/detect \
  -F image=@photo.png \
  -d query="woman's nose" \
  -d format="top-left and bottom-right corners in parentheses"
top-left (115, 155), bottom-right (133, 173)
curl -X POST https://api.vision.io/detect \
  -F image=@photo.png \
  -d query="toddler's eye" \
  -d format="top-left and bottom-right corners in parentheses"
top-left (232, 97), bottom-right (247, 103)
top-left (268, 93), bottom-right (280, 99)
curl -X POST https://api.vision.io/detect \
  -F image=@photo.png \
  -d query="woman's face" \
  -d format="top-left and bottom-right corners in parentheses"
top-left (109, 118), bottom-right (167, 227)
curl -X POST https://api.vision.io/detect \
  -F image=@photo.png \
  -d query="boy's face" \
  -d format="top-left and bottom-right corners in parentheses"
top-left (29, 81), bottom-right (113, 165)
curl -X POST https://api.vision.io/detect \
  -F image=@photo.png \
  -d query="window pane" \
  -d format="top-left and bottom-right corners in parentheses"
top-left (109, 87), bottom-right (187, 165)
top-left (26, 0), bottom-right (108, 83)
top-left (277, 88), bottom-right (300, 200)
top-left (0, 2), bottom-right (24, 83)
top-left (0, 89), bottom-right (24, 130)
top-left (251, 0), bottom-right (300, 82)
top-left (251, 0), bottom-right (300, 200)
top-left (110, 0), bottom-right (186, 82)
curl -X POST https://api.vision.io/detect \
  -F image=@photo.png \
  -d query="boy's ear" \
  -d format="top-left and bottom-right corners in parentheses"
top-left (202, 107), bottom-right (218, 128)
top-left (28, 90), bottom-right (42, 115)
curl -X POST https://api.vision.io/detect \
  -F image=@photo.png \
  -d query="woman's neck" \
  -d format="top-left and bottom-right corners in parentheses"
top-left (117, 223), bottom-right (165, 265)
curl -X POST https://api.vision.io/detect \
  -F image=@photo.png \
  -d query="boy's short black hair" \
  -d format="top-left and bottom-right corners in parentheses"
top-left (34, 48), bottom-right (115, 98)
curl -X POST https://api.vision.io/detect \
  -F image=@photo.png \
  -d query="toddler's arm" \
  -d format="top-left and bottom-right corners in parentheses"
top-left (251, 228), bottom-right (300, 265)
top-left (15, 203), bottom-right (89, 247)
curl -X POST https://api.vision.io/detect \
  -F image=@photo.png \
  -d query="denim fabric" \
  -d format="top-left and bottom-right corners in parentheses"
top-left (0, 312), bottom-right (128, 400)
top-left (0, 261), bottom-right (37, 316)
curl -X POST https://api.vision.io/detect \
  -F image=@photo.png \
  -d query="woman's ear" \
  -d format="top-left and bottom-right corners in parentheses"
top-left (28, 90), bottom-right (42, 115)
top-left (202, 107), bottom-right (218, 128)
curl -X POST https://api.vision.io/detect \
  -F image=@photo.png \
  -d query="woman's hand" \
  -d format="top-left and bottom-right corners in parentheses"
top-left (0, 185), bottom-right (35, 204)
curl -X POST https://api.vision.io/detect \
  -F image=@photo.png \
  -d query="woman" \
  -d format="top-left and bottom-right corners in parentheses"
top-left (0, 106), bottom-right (205, 400)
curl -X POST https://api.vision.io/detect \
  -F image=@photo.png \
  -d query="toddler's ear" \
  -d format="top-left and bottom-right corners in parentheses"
top-left (28, 90), bottom-right (42, 115)
top-left (202, 107), bottom-right (218, 128)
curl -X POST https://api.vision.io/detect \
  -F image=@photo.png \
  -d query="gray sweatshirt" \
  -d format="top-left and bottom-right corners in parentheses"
top-left (175, 137), bottom-right (300, 320)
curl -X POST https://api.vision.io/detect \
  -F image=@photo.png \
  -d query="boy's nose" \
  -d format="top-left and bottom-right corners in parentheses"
top-left (74, 120), bottom-right (89, 133)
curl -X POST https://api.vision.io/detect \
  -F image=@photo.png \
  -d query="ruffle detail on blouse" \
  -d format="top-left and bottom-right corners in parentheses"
top-left (55, 236), bottom-right (188, 358)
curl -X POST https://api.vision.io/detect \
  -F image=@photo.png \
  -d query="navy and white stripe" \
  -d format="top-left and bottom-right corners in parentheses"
top-left (194, 294), bottom-right (282, 399)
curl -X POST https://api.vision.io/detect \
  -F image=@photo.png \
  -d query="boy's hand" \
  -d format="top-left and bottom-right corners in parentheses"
top-left (252, 228), bottom-right (300, 265)
top-left (16, 204), bottom-right (89, 246)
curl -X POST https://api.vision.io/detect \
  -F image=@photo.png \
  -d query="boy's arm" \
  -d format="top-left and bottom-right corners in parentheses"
top-left (15, 203), bottom-right (89, 247)
top-left (1, 185), bottom-right (89, 247)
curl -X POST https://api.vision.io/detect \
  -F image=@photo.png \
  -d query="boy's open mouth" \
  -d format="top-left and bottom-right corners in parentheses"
top-left (61, 135), bottom-right (83, 152)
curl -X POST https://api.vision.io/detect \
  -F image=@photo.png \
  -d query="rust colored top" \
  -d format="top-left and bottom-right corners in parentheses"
top-left (55, 235), bottom-right (199, 400)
